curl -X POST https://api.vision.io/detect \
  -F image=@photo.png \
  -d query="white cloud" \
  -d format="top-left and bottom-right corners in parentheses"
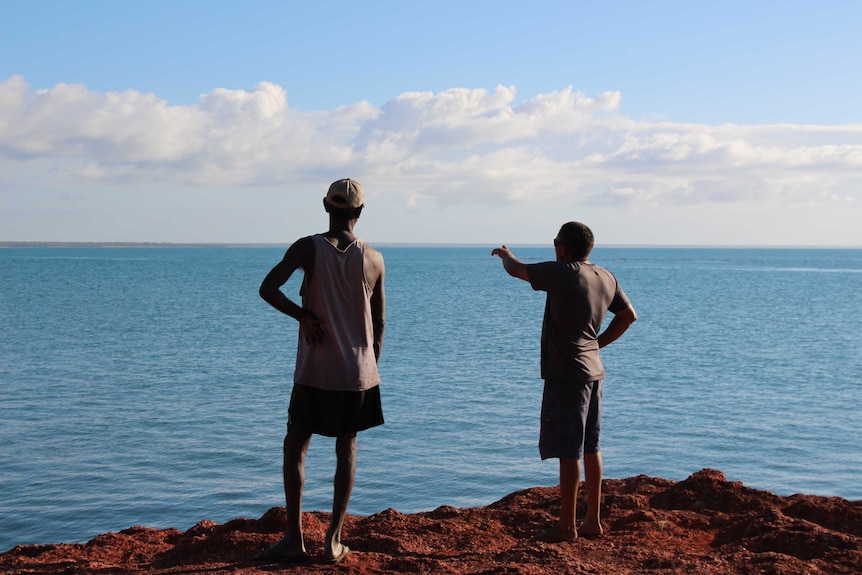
top-left (1, 75), bottom-right (861, 215)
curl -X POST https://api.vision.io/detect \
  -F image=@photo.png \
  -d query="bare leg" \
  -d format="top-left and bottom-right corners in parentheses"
top-left (580, 452), bottom-right (604, 537)
top-left (258, 431), bottom-right (311, 561)
top-left (537, 457), bottom-right (579, 542)
top-left (323, 433), bottom-right (356, 563)
top-left (284, 431), bottom-right (312, 551)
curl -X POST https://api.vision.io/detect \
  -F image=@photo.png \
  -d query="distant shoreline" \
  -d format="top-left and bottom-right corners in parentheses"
top-left (1, 242), bottom-right (860, 249)
top-left (0, 242), bottom-right (285, 248)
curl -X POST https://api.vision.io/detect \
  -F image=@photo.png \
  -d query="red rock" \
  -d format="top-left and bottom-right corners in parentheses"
top-left (2, 470), bottom-right (860, 574)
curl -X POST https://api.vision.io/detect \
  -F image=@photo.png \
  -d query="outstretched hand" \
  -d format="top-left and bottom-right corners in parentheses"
top-left (491, 245), bottom-right (529, 281)
top-left (491, 245), bottom-right (512, 259)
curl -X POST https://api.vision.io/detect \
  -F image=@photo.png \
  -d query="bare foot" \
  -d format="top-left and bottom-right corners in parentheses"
top-left (323, 542), bottom-right (350, 564)
top-left (256, 537), bottom-right (308, 563)
top-left (536, 524), bottom-right (577, 543)
top-left (578, 520), bottom-right (604, 538)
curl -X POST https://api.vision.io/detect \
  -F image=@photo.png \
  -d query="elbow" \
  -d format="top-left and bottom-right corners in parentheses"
top-left (373, 317), bottom-right (386, 338)
top-left (259, 282), bottom-right (274, 302)
top-left (619, 306), bottom-right (637, 326)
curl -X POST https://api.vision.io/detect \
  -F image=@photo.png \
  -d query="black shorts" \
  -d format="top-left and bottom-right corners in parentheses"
top-left (287, 384), bottom-right (384, 437)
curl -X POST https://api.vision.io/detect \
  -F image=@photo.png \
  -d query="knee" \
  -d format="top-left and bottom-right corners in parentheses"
top-left (283, 432), bottom-right (311, 458)
top-left (334, 434), bottom-right (357, 459)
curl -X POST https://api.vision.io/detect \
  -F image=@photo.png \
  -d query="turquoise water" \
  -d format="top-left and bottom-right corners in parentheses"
top-left (1, 246), bottom-right (860, 551)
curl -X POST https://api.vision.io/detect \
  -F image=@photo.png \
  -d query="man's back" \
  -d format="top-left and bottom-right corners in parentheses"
top-left (294, 234), bottom-right (381, 392)
top-left (528, 260), bottom-right (631, 383)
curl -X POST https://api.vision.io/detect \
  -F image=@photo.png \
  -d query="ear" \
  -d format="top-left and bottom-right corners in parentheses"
top-left (554, 242), bottom-right (569, 261)
top-left (323, 198), bottom-right (331, 212)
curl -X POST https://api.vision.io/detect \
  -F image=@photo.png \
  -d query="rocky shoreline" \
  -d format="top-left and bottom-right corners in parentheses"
top-left (3, 469), bottom-right (860, 574)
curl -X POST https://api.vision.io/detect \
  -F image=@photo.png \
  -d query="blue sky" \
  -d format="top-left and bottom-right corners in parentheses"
top-left (2, 0), bottom-right (861, 245)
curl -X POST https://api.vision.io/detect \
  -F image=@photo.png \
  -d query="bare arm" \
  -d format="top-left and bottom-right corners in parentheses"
top-left (259, 237), bottom-right (325, 346)
top-left (598, 305), bottom-right (637, 349)
top-left (491, 245), bottom-right (530, 282)
top-left (365, 247), bottom-right (386, 361)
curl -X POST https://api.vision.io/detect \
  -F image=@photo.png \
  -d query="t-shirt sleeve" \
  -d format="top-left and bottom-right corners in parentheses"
top-left (608, 276), bottom-right (632, 313)
top-left (527, 261), bottom-right (560, 292)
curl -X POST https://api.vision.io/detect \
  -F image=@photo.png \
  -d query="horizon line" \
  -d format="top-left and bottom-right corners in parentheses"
top-left (2, 241), bottom-right (861, 250)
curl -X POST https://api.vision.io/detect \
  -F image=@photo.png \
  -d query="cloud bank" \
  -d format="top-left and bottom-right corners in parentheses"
top-left (1, 75), bottom-right (860, 210)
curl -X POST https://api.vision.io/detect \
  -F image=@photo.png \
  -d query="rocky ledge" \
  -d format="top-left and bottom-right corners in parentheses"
top-left (3, 469), bottom-right (860, 574)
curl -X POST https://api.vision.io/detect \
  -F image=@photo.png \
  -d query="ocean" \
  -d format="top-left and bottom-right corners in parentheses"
top-left (1, 246), bottom-right (860, 551)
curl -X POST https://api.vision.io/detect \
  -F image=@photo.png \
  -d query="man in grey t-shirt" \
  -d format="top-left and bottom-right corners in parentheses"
top-left (492, 221), bottom-right (637, 542)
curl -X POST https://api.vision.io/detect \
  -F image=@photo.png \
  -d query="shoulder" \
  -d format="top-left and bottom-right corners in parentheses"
top-left (591, 263), bottom-right (618, 282)
top-left (590, 264), bottom-right (628, 299)
top-left (528, 260), bottom-right (568, 275)
top-left (363, 243), bottom-right (384, 267)
top-left (355, 237), bottom-right (381, 257)
top-left (290, 235), bottom-right (317, 252)
top-left (530, 259), bottom-right (562, 269)
top-left (526, 260), bottom-right (566, 288)
top-left (284, 235), bottom-right (317, 264)
top-left (359, 242), bottom-right (385, 284)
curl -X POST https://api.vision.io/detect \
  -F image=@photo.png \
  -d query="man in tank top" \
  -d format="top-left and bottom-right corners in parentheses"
top-left (492, 221), bottom-right (637, 543)
top-left (258, 178), bottom-right (386, 564)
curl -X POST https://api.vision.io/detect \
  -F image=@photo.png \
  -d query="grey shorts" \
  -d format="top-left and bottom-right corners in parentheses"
top-left (538, 379), bottom-right (602, 460)
top-left (287, 384), bottom-right (384, 437)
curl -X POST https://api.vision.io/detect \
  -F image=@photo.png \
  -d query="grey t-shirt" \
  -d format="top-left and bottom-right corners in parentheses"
top-left (527, 260), bottom-right (631, 383)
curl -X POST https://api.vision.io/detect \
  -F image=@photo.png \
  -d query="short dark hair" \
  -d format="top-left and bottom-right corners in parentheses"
top-left (558, 221), bottom-right (594, 259)
top-left (324, 201), bottom-right (364, 220)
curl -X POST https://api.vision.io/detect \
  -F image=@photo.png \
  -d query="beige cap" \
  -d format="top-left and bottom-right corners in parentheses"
top-left (325, 178), bottom-right (365, 208)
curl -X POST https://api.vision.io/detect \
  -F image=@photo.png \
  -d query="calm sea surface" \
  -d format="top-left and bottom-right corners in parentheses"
top-left (1, 246), bottom-right (860, 550)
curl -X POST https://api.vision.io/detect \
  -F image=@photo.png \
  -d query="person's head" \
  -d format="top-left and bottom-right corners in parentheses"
top-left (323, 178), bottom-right (365, 220)
top-left (554, 221), bottom-right (594, 261)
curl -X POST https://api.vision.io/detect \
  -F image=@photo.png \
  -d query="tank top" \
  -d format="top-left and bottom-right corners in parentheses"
top-left (293, 234), bottom-right (381, 391)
